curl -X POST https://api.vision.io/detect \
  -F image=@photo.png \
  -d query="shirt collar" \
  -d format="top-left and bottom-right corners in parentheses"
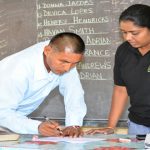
top-left (34, 49), bottom-right (47, 81)
top-left (34, 41), bottom-right (60, 81)
top-left (33, 41), bottom-right (54, 81)
top-left (126, 41), bottom-right (141, 56)
top-left (34, 47), bottom-right (59, 81)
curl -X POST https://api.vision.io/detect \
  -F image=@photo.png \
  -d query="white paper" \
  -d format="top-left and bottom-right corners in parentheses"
top-left (145, 134), bottom-right (150, 148)
top-left (32, 136), bottom-right (104, 144)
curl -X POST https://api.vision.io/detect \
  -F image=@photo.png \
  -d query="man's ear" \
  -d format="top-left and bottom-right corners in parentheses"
top-left (44, 45), bottom-right (52, 56)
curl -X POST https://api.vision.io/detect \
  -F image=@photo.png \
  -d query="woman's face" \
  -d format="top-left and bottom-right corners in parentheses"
top-left (120, 20), bottom-right (150, 51)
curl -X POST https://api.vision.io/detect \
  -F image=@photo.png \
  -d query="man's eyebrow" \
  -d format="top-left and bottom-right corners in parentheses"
top-left (74, 60), bottom-right (81, 64)
top-left (61, 59), bottom-right (80, 64)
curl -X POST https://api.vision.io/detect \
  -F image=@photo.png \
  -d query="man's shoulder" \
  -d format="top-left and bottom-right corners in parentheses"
top-left (36, 40), bottom-right (49, 47)
top-left (24, 40), bottom-right (49, 51)
top-left (15, 40), bottom-right (50, 59)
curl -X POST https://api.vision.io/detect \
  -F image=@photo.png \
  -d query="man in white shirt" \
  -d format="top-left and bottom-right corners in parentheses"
top-left (0, 32), bottom-right (87, 137)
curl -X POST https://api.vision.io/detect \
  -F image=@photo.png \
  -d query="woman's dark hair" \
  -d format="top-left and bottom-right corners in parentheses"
top-left (119, 4), bottom-right (150, 29)
top-left (49, 32), bottom-right (85, 54)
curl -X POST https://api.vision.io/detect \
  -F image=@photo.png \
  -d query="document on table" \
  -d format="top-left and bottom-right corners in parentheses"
top-left (32, 137), bottom-right (105, 144)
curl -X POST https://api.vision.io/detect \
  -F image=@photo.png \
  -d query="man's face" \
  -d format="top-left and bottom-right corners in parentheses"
top-left (44, 45), bottom-right (83, 74)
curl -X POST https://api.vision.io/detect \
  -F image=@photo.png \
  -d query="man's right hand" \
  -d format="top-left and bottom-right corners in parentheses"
top-left (38, 121), bottom-right (62, 136)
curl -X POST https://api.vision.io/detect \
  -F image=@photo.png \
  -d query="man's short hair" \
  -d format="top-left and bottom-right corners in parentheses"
top-left (49, 32), bottom-right (85, 54)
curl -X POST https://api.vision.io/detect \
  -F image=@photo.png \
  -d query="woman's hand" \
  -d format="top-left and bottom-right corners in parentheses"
top-left (85, 127), bottom-right (114, 135)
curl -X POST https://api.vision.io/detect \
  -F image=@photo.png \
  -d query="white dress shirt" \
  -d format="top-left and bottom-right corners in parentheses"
top-left (0, 41), bottom-right (87, 134)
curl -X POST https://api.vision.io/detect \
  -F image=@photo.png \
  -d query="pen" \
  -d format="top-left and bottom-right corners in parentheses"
top-left (44, 116), bottom-right (52, 123)
top-left (44, 116), bottom-right (63, 135)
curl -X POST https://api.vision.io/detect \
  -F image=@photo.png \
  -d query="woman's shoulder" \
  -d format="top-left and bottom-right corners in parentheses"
top-left (117, 41), bottom-right (131, 51)
top-left (116, 41), bottom-right (132, 56)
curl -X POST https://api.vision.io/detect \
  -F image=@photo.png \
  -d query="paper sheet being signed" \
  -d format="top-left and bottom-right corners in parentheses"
top-left (32, 136), bottom-right (104, 144)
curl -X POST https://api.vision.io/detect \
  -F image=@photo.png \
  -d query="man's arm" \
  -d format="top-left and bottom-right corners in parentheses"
top-left (59, 67), bottom-right (87, 126)
top-left (0, 61), bottom-right (44, 134)
top-left (59, 67), bottom-right (87, 137)
top-left (0, 76), bottom-right (42, 134)
top-left (0, 111), bottom-right (41, 134)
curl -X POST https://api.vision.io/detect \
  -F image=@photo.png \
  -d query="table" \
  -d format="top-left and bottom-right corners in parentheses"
top-left (0, 134), bottom-right (145, 150)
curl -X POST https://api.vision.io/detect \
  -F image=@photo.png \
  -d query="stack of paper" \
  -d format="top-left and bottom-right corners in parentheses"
top-left (145, 134), bottom-right (150, 148)
top-left (0, 131), bottom-right (20, 141)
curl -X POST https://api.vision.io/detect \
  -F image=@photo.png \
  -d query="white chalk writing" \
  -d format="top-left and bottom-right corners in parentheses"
top-left (79, 71), bottom-right (109, 80)
top-left (85, 49), bottom-right (111, 57)
top-left (36, 0), bottom-right (113, 81)
top-left (86, 36), bottom-right (111, 45)
top-left (77, 61), bottom-right (111, 70)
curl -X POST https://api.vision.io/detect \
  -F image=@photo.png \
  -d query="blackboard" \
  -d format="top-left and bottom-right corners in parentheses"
top-left (0, 0), bottom-right (150, 126)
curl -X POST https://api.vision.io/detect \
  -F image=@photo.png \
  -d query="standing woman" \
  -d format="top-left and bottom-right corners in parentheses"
top-left (87, 4), bottom-right (150, 135)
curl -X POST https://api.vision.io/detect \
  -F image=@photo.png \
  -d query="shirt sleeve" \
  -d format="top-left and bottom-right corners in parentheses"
top-left (0, 63), bottom-right (41, 134)
top-left (59, 67), bottom-right (87, 126)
